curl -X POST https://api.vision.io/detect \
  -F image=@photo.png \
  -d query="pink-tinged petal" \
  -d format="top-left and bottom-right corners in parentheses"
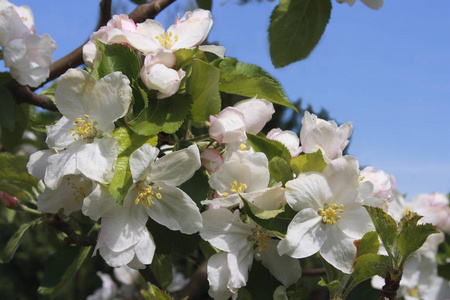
top-left (209, 107), bottom-right (246, 145)
top-left (168, 9), bottom-right (213, 50)
top-left (234, 97), bottom-right (275, 135)
top-left (285, 173), bottom-right (331, 211)
top-left (267, 128), bottom-right (301, 157)
top-left (319, 228), bottom-right (358, 274)
top-left (277, 208), bottom-right (325, 258)
top-left (200, 208), bottom-right (252, 252)
top-left (146, 183), bottom-right (202, 234)
top-left (201, 148), bottom-right (224, 173)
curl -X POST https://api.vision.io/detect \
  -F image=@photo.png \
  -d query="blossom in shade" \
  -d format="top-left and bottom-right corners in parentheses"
top-left (201, 148), bottom-right (224, 173)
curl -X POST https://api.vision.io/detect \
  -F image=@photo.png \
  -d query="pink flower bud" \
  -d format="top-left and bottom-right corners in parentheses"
top-left (360, 166), bottom-right (393, 201)
top-left (201, 148), bottom-right (224, 173)
top-left (209, 107), bottom-right (246, 145)
top-left (0, 191), bottom-right (19, 208)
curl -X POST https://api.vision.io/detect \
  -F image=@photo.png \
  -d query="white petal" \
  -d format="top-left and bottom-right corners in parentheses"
top-left (322, 156), bottom-right (360, 205)
top-left (227, 249), bottom-right (253, 292)
top-left (257, 240), bottom-right (302, 286)
top-left (82, 184), bottom-right (121, 221)
top-left (200, 208), bottom-right (252, 252)
top-left (89, 72), bottom-right (132, 133)
top-left (97, 238), bottom-right (135, 268)
top-left (136, 19), bottom-right (165, 51)
top-left (129, 143), bottom-right (159, 183)
top-left (134, 228), bottom-right (156, 265)
top-left (169, 9), bottom-right (213, 50)
top-left (55, 69), bottom-right (97, 120)
top-left (234, 97), bottom-right (275, 135)
top-left (207, 252), bottom-right (234, 300)
top-left (277, 208), bottom-right (325, 258)
top-left (77, 137), bottom-right (119, 184)
top-left (337, 206), bottom-right (373, 239)
top-left (146, 183), bottom-right (202, 234)
top-left (27, 149), bottom-right (52, 180)
top-left (46, 116), bottom-right (76, 150)
top-left (319, 228), bottom-right (357, 274)
top-left (360, 0), bottom-right (384, 10)
top-left (148, 144), bottom-right (201, 186)
top-left (285, 173), bottom-right (331, 211)
top-left (198, 45), bottom-right (226, 58)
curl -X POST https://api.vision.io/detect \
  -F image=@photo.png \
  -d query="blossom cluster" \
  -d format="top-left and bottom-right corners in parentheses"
top-left (12, 7), bottom-right (450, 300)
top-left (0, 0), bottom-right (56, 87)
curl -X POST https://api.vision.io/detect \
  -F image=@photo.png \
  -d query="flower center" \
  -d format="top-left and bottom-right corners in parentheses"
top-left (135, 184), bottom-right (163, 209)
top-left (222, 180), bottom-right (247, 197)
top-left (318, 203), bottom-right (344, 225)
top-left (66, 177), bottom-right (88, 204)
top-left (155, 31), bottom-right (179, 50)
top-left (70, 114), bottom-right (96, 140)
top-left (249, 225), bottom-right (271, 253)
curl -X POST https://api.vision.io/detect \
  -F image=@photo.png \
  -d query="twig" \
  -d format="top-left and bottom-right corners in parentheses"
top-left (7, 79), bottom-right (57, 111)
top-left (177, 260), bottom-right (208, 300)
top-left (47, 214), bottom-right (98, 246)
top-left (302, 267), bottom-right (326, 276)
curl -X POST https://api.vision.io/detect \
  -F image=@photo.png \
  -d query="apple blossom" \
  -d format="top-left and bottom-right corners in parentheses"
top-left (233, 96), bottom-right (275, 135)
top-left (360, 166), bottom-right (393, 201)
top-left (266, 128), bottom-right (301, 157)
top-left (0, 191), bottom-right (18, 208)
top-left (140, 52), bottom-right (186, 99)
top-left (299, 111), bottom-right (352, 162)
top-left (36, 68), bottom-right (131, 189)
top-left (201, 208), bottom-right (301, 299)
top-left (209, 107), bottom-right (247, 146)
top-left (87, 272), bottom-right (118, 300)
top-left (85, 144), bottom-right (202, 268)
top-left (0, 5), bottom-right (56, 87)
top-left (278, 156), bottom-right (373, 273)
top-left (201, 148), bottom-right (224, 173)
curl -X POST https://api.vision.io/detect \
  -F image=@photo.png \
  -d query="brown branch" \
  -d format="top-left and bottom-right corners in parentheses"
top-left (302, 267), bottom-right (326, 276)
top-left (7, 79), bottom-right (58, 111)
top-left (47, 214), bottom-right (98, 246)
top-left (139, 265), bottom-right (162, 289)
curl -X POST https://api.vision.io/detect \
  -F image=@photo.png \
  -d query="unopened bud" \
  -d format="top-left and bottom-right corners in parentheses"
top-left (0, 191), bottom-right (19, 208)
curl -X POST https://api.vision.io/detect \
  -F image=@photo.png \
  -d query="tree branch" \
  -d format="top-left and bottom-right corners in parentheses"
top-left (7, 79), bottom-right (57, 111)
top-left (177, 260), bottom-right (208, 300)
top-left (47, 214), bottom-right (98, 246)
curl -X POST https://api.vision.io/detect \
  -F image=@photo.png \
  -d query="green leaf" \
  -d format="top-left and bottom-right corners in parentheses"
top-left (269, 156), bottom-right (293, 185)
top-left (0, 86), bottom-right (16, 131)
top-left (398, 211), bottom-right (422, 233)
top-left (128, 93), bottom-right (192, 136)
top-left (269, 0), bottom-right (332, 68)
top-left (0, 152), bottom-right (41, 201)
top-left (364, 206), bottom-right (399, 265)
top-left (109, 127), bottom-right (157, 204)
top-left (318, 278), bottom-right (341, 296)
top-left (273, 285), bottom-right (288, 300)
top-left (187, 59), bottom-right (221, 122)
top-left (174, 48), bottom-right (199, 70)
top-left (290, 150), bottom-right (327, 175)
top-left (397, 223), bottom-right (439, 266)
top-left (141, 284), bottom-right (174, 300)
top-left (237, 288), bottom-right (253, 300)
top-left (196, 0), bottom-right (212, 11)
top-left (38, 246), bottom-right (91, 300)
top-left (351, 254), bottom-right (388, 286)
top-left (247, 133), bottom-right (291, 163)
top-left (179, 168), bottom-right (210, 209)
top-left (0, 219), bottom-right (38, 263)
top-left (150, 254), bottom-right (173, 289)
top-left (92, 41), bottom-right (141, 81)
top-left (218, 57), bottom-right (297, 111)
top-left (357, 231), bottom-right (379, 257)
top-left (40, 81), bottom-right (57, 102)
top-left (1, 103), bottom-right (32, 152)
top-left (242, 196), bottom-right (296, 236)
top-left (0, 72), bottom-right (12, 84)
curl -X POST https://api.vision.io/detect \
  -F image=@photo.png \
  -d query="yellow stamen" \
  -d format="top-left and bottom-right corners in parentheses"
top-left (135, 185), bottom-right (163, 209)
top-left (69, 114), bottom-right (96, 140)
top-left (318, 203), bottom-right (344, 226)
top-left (229, 180), bottom-right (247, 194)
top-left (250, 225), bottom-right (271, 253)
top-left (155, 31), bottom-right (179, 50)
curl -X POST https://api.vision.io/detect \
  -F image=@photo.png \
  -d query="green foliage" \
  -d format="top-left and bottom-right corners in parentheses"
top-left (269, 156), bottom-right (293, 185)
top-left (217, 57), bottom-right (297, 111)
top-left (357, 231), bottom-right (380, 257)
top-left (246, 133), bottom-right (291, 163)
top-left (141, 284), bottom-right (175, 300)
top-left (128, 93), bottom-right (192, 136)
top-left (38, 246), bottom-right (92, 300)
top-left (1, 218), bottom-right (40, 263)
top-left (150, 254), bottom-right (173, 290)
top-left (187, 59), bottom-right (221, 122)
top-left (109, 127), bottom-right (157, 204)
top-left (92, 42), bottom-right (142, 81)
top-left (179, 167), bottom-right (211, 209)
top-left (174, 48), bottom-right (200, 70)
top-left (241, 195), bottom-right (296, 236)
top-left (318, 278), bottom-right (340, 296)
top-left (269, 0), bottom-right (332, 68)
top-left (1, 104), bottom-right (33, 152)
top-left (290, 149), bottom-right (327, 175)
top-left (40, 81), bottom-right (57, 102)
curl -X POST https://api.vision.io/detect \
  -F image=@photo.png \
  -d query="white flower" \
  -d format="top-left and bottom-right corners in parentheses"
top-left (39, 69), bottom-right (131, 189)
top-left (266, 128), bottom-right (301, 157)
top-left (0, 5), bottom-right (56, 87)
top-left (360, 166), bottom-right (393, 201)
top-left (200, 148), bottom-right (224, 173)
top-left (299, 111), bottom-right (352, 162)
top-left (85, 144), bottom-right (203, 268)
top-left (233, 96), bottom-right (275, 135)
top-left (209, 107), bottom-right (247, 146)
top-left (278, 156), bottom-right (373, 273)
top-left (87, 272), bottom-right (118, 300)
top-left (336, 0), bottom-right (384, 10)
top-left (0, 1), bottom-right (35, 34)
top-left (140, 52), bottom-right (185, 99)
top-left (200, 208), bottom-right (301, 299)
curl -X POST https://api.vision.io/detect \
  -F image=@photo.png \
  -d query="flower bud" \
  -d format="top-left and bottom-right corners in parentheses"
top-left (209, 107), bottom-right (246, 145)
top-left (0, 191), bottom-right (19, 208)
top-left (233, 96), bottom-right (275, 134)
top-left (200, 148), bottom-right (224, 173)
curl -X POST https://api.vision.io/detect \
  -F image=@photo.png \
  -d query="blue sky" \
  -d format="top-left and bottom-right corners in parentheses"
top-left (12, 0), bottom-right (450, 198)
